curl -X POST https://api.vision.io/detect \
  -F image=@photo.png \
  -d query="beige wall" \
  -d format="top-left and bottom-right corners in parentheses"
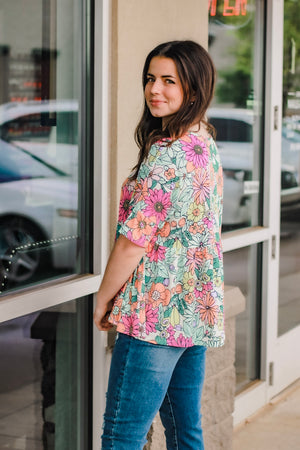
top-left (109, 0), bottom-right (208, 239)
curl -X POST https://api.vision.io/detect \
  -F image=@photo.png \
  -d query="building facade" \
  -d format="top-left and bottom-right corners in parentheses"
top-left (0, 0), bottom-right (299, 448)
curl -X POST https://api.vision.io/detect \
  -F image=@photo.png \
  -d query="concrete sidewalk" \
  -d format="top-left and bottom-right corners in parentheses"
top-left (233, 379), bottom-right (300, 450)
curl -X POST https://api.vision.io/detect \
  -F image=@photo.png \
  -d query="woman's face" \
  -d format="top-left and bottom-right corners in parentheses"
top-left (145, 56), bottom-right (184, 127)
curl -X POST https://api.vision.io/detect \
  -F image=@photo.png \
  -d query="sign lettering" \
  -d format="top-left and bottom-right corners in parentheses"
top-left (209, 0), bottom-right (247, 17)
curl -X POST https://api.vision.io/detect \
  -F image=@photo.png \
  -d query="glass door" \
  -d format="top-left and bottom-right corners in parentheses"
top-left (271, 0), bottom-right (300, 394)
top-left (262, 0), bottom-right (300, 399)
top-left (278, 0), bottom-right (300, 337)
top-left (208, 0), bottom-right (266, 394)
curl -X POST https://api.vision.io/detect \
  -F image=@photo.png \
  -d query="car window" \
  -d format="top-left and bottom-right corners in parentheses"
top-left (0, 112), bottom-right (78, 145)
top-left (0, 113), bottom-right (51, 142)
top-left (210, 118), bottom-right (253, 143)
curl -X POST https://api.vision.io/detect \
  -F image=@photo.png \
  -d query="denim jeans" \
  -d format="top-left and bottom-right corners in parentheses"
top-left (101, 333), bottom-right (207, 450)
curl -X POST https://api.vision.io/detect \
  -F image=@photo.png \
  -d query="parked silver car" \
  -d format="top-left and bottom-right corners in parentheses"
top-left (0, 101), bottom-right (78, 288)
top-left (208, 108), bottom-right (300, 228)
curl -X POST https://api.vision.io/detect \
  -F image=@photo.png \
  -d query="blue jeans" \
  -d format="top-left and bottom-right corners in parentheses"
top-left (101, 333), bottom-right (207, 450)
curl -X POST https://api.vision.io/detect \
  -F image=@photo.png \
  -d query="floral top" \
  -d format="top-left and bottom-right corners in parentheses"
top-left (109, 131), bottom-right (224, 348)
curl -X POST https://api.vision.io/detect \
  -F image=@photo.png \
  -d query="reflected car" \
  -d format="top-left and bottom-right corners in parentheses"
top-left (0, 100), bottom-right (78, 178)
top-left (208, 108), bottom-right (300, 228)
top-left (0, 139), bottom-right (77, 288)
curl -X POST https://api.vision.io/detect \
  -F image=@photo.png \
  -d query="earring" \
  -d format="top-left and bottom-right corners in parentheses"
top-left (190, 101), bottom-right (194, 105)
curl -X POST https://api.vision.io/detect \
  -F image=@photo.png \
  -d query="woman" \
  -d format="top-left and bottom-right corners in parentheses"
top-left (94, 40), bottom-right (224, 450)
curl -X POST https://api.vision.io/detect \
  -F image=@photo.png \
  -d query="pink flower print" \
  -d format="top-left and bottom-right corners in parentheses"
top-left (147, 237), bottom-right (167, 262)
top-left (193, 169), bottom-right (210, 204)
top-left (176, 333), bottom-right (193, 347)
top-left (183, 134), bottom-right (209, 168)
top-left (186, 248), bottom-right (203, 274)
top-left (118, 185), bottom-right (132, 221)
top-left (194, 280), bottom-right (203, 299)
top-left (203, 216), bottom-right (213, 229)
top-left (145, 304), bottom-right (159, 335)
top-left (147, 166), bottom-right (163, 187)
top-left (166, 325), bottom-right (177, 346)
top-left (144, 189), bottom-right (171, 221)
top-left (176, 334), bottom-right (193, 347)
top-left (127, 230), bottom-right (146, 247)
top-left (122, 313), bottom-right (140, 337)
top-left (194, 280), bottom-right (213, 299)
top-left (216, 241), bottom-right (223, 259)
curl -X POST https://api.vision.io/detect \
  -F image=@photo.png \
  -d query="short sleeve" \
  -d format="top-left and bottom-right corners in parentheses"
top-left (118, 144), bottom-right (173, 248)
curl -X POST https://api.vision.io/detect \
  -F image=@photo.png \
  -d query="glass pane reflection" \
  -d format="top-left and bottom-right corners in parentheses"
top-left (0, 0), bottom-right (87, 294)
top-left (278, 0), bottom-right (300, 336)
top-left (0, 298), bottom-right (91, 449)
top-left (208, 1), bottom-right (265, 231)
top-left (223, 245), bottom-right (260, 392)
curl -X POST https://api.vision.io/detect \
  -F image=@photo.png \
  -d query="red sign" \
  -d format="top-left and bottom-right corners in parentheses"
top-left (209, 0), bottom-right (247, 17)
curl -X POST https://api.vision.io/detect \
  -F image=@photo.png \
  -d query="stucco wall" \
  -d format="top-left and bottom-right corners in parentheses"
top-left (109, 0), bottom-right (208, 240)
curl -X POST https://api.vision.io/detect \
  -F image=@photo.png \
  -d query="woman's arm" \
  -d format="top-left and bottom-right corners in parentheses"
top-left (93, 234), bottom-right (145, 331)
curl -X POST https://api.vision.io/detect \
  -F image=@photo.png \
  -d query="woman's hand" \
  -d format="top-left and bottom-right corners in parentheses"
top-left (94, 296), bottom-right (114, 331)
top-left (93, 235), bottom-right (145, 332)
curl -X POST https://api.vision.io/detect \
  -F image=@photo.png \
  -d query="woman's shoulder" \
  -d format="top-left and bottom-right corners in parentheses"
top-left (151, 126), bottom-right (214, 149)
top-left (141, 126), bottom-right (218, 176)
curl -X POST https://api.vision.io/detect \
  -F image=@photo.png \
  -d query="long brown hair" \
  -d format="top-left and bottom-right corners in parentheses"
top-left (131, 40), bottom-right (216, 179)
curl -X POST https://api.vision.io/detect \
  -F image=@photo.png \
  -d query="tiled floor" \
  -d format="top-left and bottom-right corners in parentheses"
top-left (0, 382), bottom-right (43, 449)
top-left (233, 379), bottom-right (300, 450)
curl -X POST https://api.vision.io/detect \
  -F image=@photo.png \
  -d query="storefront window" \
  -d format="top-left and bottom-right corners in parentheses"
top-left (0, 0), bottom-right (92, 295)
top-left (278, 0), bottom-right (300, 336)
top-left (208, 0), bottom-right (265, 231)
top-left (223, 245), bottom-right (261, 392)
top-left (0, 297), bottom-right (92, 448)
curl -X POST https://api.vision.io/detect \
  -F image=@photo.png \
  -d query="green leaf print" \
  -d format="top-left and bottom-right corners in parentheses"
top-left (164, 307), bottom-right (173, 318)
top-left (156, 336), bottom-right (167, 345)
top-left (194, 326), bottom-right (205, 344)
top-left (178, 186), bottom-right (193, 204)
top-left (183, 321), bottom-right (193, 337)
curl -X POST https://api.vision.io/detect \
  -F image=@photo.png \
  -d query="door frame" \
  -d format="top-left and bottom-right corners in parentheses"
top-left (264, 0), bottom-right (300, 399)
top-left (233, 0), bottom-right (300, 425)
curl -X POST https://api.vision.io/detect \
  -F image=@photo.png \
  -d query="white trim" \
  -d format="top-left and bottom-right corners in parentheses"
top-left (222, 226), bottom-right (270, 252)
top-left (92, 1), bottom-right (111, 449)
top-left (270, 326), bottom-right (300, 398)
top-left (93, 0), bottom-right (110, 276)
top-left (0, 274), bottom-right (101, 322)
top-left (234, 381), bottom-right (268, 427)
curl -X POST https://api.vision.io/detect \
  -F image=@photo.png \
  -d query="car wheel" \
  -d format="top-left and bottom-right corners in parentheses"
top-left (0, 217), bottom-right (46, 285)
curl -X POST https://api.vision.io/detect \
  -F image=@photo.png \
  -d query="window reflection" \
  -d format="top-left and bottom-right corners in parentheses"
top-left (208, 1), bottom-right (265, 231)
top-left (223, 245), bottom-right (261, 392)
top-left (0, 0), bottom-right (88, 294)
top-left (0, 106), bottom-right (79, 292)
